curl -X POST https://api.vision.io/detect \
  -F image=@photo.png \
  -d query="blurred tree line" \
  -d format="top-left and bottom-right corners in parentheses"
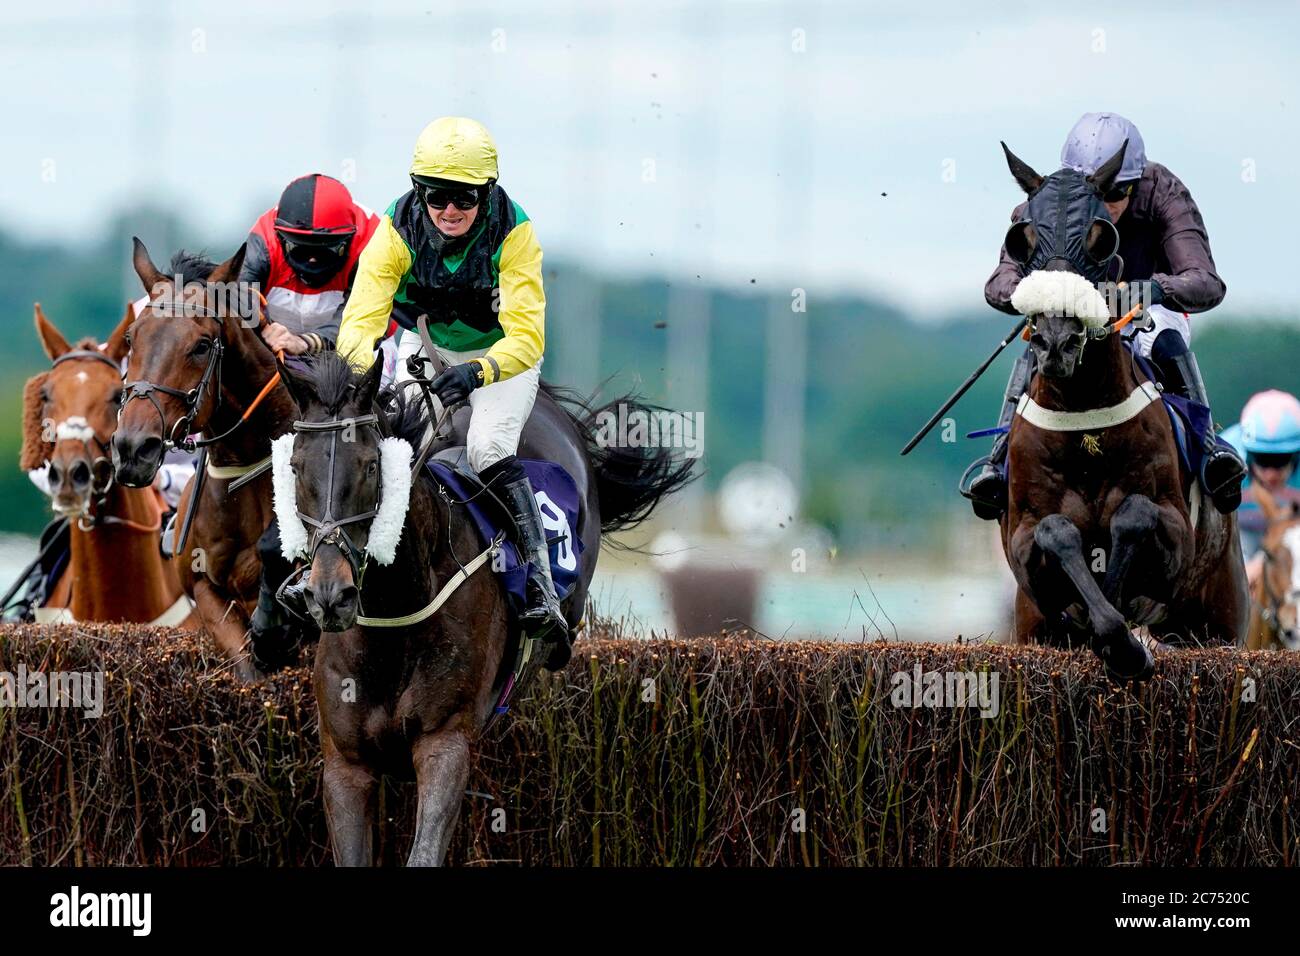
top-left (1, 210), bottom-right (1296, 547)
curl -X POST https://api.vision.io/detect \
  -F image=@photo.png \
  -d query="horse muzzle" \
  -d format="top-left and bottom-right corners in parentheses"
top-left (111, 429), bottom-right (165, 487)
top-left (305, 549), bottom-right (360, 632)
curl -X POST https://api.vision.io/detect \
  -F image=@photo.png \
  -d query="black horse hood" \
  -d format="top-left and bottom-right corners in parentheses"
top-left (1012, 170), bottom-right (1118, 283)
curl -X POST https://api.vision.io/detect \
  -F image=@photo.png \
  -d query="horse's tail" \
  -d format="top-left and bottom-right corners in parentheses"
top-left (541, 383), bottom-right (699, 536)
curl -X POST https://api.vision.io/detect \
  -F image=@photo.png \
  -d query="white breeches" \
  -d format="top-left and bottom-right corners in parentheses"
top-left (394, 328), bottom-right (541, 474)
top-left (1127, 304), bottom-right (1191, 359)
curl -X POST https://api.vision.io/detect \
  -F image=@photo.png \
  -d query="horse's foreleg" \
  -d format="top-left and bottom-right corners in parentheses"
top-left (1101, 494), bottom-right (1171, 609)
top-left (322, 735), bottom-right (378, 867)
top-left (1032, 514), bottom-right (1154, 680)
top-left (406, 725), bottom-right (471, 867)
top-left (192, 578), bottom-right (259, 682)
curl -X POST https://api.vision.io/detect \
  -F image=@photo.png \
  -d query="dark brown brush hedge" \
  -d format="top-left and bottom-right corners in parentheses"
top-left (0, 622), bottom-right (1296, 866)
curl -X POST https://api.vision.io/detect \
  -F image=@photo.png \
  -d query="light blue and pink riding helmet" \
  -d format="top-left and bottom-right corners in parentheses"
top-left (1241, 391), bottom-right (1300, 454)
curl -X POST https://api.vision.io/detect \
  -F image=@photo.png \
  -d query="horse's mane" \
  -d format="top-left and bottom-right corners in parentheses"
top-left (166, 250), bottom-right (218, 285)
top-left (296, 351), bottom-right (428, 446)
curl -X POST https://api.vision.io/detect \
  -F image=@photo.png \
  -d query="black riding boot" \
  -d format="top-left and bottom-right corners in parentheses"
top-left (248, 517), bottom-right (307, 671)
top-left (1150, 331), bottom-right (1246, 514)
top-left (495, 464), bottom-right (570, 671)
top-left (961, 348), bottom-right (1036, 520)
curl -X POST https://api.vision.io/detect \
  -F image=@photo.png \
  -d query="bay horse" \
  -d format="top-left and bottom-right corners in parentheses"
top-left (276, 352), bottom-right (694, 866)
top-left (1244, 484), bottom-right (1300, 650)
top-left (996, 143), bottom-right (1247, 680)
top-left (18, 303), bottom-right (194, 626)
top-left (111, 240), bottom-right (298, 680)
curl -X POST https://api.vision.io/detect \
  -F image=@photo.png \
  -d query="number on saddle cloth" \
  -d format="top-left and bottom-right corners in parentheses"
top-left (425, 455), bottom-right (584, 613)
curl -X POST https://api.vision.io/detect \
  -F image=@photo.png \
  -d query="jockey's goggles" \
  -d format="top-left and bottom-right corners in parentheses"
top-left (412, 178), bottom-right (483, 211)
top-left (1101, 180), bottom-right (1137, 203)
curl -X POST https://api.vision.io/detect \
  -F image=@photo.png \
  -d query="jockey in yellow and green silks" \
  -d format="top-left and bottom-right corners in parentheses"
top-left (336, 117), bottom-right (567, 656)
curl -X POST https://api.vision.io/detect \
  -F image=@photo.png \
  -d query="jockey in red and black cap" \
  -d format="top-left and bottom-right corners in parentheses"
top-left (239, 173), bottom-right (381, 356)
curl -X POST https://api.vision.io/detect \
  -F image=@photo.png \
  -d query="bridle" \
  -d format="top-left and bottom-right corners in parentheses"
top-left (118, 297), bottom-right (281, 455)
top-left (45, 349), bottom-right (164, 534)
top-left (290, 412), bottom-right (386, 585)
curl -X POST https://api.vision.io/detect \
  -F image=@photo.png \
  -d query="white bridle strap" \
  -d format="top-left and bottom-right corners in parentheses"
top-left (1016, 381), bottom-right (1161, 432)
top-left (356, 542), bottom-right (497, 628)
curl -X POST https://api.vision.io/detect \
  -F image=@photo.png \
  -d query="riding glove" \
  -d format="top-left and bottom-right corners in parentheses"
top-left (430, 361), bottom-right (484, 405)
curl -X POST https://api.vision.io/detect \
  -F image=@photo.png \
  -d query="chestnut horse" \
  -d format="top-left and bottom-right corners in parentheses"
top-left (112, 240), bottom-right (298, 680)
top-left (996, 144), bottom-right (1247, 680)
top-left (18, 303), bottom-right (194, 626)
top-left (278, 353), bottom-right (694, 865)
top-left (1244, 484), bottom-right (1300, 651)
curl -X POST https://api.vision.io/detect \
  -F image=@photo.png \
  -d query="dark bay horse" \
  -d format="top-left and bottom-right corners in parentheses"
top-left (996, 144), bottom-right (1247, 680)
top-left (112, 240), bottom-right (298, 679)
top-left (1244, 484), bottom-right (1300, 651)
top-left (19, 303), bottom-right (194, 626)
top-left (277, 352), bottom-right (694, 865)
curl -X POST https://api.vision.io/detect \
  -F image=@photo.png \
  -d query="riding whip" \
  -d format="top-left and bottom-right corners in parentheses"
top-left (899, 316), bottom-right (1028, 456)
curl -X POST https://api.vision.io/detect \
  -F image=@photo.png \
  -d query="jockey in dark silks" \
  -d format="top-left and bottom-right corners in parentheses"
top-left (335, 116), bottom-right (570, 668)
top-left (963, 112), bottom-right (1247, 519)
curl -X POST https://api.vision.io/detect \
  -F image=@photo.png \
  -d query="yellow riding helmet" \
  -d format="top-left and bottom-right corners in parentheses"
top-left (410, 117), bottom-right (498, 186)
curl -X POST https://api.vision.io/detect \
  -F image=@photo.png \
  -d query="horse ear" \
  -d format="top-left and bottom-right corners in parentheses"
top-left (1087, 138), bottom-right (1128, 195)
top-left (353, 356), bottom-right (383, 410)
top-left (275, 356), bottom-right (313, 412)
top-left (104, 301), bottom-right (135, 363)
top-left (19, 372), bottom-right (52, 471)
top-left (1001, 142), bottom-right (1043, 195)
top-left (207, 243), bottom-right (247, 285)
top-left (34, 303), bottom-right (72, 360)
top-left (132, 237), bottom-right (168, 294)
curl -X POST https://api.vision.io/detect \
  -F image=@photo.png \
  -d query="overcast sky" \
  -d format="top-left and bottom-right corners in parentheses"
top-left (2, 0), bottom-right (1298, 318)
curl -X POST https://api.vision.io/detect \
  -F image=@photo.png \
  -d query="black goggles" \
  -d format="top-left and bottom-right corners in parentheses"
top-left (1102, 180), bottom-right (1137, 204)
top-left (277, 232), bottom-right (351, 259)
top-left (416, 183), bottom-right (482, 211)
top-left (1251, 452), bottom-right (1299, 471)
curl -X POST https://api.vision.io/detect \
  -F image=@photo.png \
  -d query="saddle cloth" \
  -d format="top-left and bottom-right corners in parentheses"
top-left (426, 451), bottom-right (583, 613)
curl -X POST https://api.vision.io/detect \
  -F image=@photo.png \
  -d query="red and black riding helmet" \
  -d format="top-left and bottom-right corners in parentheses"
top-left (273, 174), bottom-right (358, 286)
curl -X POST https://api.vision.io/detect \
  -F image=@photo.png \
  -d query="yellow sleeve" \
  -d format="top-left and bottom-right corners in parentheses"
top-left (336, 216), bottom-right (413, 370)
top-left (477, 219), bottom-right (545, 384)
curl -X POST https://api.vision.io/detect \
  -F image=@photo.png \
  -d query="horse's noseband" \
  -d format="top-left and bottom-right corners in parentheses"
top-left (293, 413), bottom-right (384, 582)
top-left (119, 309), bottom-right (226, 454)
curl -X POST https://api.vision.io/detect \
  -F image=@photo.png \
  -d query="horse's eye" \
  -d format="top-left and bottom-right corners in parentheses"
top-left (109, 388), bottom-right (123, 407)
top-left (192, 339), bottom-right (212, 357)
top-left (366, 460), bottom-right (378, 476)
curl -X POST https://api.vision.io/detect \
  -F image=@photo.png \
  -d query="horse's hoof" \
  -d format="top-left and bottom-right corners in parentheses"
top-left (543, 635), bottom-right (573, 671)
top-left (1099, 636), bottom-right (1155, 684)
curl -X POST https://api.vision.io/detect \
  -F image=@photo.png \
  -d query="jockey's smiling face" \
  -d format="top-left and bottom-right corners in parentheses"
top-left (428, 195), bottom-right (479, 237)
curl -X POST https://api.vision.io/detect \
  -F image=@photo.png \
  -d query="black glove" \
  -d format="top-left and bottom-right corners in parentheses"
top-left (430, 361), bottom-right (483, 406)
top-left (1146, 280), bottom-right (1165, 306)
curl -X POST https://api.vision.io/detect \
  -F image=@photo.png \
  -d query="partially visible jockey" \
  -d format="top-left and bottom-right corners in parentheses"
top-left (1222, 390), bottom-right (1300, 585)
top-left (242, 174), bottom-right (393, 664)
top-left (239, 173), bottom-right (383, 359)
top-left (335, 116), bottom-right (570, 668)
top-left (964, 111), bottom-right (1247, 519)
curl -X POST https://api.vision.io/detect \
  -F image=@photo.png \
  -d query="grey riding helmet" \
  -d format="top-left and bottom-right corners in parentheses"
top-left (1060, 112), bottom-right (1147, 182)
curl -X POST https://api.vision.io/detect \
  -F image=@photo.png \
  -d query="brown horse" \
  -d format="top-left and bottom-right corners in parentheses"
top-left (19, 303), bottom-right (194, 626)
top-left (1244, 484), bottom-right (1300, 651)
top-left (112, 240), bottom-right (297, 680)
top-left (996, 145), bottom-right (1247, 680)
top-left (279, 352), bottom-right (694, 865)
